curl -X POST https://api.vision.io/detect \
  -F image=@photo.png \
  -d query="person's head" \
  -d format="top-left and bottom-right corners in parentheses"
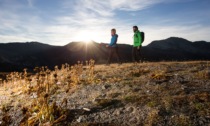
top-left (133, 26), bottom-right (138, 32)
top-left (111, 28), bottom-right (116, 35)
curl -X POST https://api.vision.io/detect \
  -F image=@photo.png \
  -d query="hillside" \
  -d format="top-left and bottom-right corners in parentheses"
top-left (145, 37), bottom-right (210, 60)
top-left (0, 37), bottom-right (210, 72)
top-left (0, 42), bottom-right (59, 72)
top-left (0, 61), bottom-right (209, 125)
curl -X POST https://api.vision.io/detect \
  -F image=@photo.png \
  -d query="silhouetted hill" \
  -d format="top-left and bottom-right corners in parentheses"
top-left (0, 42), bottom-right (55, 58)
top-left (0, 42), bottom-right (58, 71)
top-left (144, 37), bottom-right (210, 60)
top-left (0, 37), bottom-right (210, 71)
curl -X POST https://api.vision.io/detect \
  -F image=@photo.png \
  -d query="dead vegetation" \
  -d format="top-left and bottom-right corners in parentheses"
top-left (0, 60), bottom-right (95, 125)
top-left (0, 61), bottom-right (210, 126)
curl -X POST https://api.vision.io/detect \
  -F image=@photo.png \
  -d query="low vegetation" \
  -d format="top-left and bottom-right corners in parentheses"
top-left (0, 61), bottom-right (209, 126)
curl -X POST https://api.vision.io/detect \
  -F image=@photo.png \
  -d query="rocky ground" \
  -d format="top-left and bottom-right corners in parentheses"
top-left (0, 61), bottom-right (210, 126)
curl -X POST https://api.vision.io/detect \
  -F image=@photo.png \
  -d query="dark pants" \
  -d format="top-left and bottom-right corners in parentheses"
top-left (132, 46), bottom-right (142, 62)
top-left (107, 47), bottom-right (121, 64)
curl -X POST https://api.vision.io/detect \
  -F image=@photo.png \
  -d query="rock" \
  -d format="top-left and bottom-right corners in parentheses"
top-left (83, 108), bottom-right (91, 111)
top-left (114, 109), bottom-right (123, 116)
top-left (102, 84), bottom-right (110, 90)
top-left (101, 94), bottom-right (106, 97)
top-left (30, 93), bottom-right (37, 99)
top-left (92, 98), bottom-right (97, 102)
top-left (129, 117), bottom-right (138, 124)
top-left (126, 106), bottom-right (135, 113)
top-left (181, 85), bottom-right (187, 90)
top-left (77, 116), bottom-right (83, 123)
top-left (56, 82), bottom-right (61, 85)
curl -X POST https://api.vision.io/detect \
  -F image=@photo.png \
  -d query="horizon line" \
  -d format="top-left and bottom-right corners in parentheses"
top-left (0, 36), bottom-right (209, 46)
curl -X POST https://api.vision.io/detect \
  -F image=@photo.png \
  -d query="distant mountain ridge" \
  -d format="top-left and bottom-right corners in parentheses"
top-left (144, 37), bottom-right (210, 60)
top-left (0, 37), bottom-right (210, 71)
top-left (148, 37), bottom-right (210, 51)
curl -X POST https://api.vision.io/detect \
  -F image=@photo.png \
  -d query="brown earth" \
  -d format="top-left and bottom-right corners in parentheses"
top-left (0, 61), bottom-right (210, 126)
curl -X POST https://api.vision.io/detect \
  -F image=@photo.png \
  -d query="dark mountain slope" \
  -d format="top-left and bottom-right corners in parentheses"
top-left (0, 37), bottom-right (210, 71)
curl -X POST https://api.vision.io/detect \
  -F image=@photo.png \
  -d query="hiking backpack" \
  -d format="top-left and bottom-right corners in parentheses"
top-left (140, 32), bottom-right (145, 43)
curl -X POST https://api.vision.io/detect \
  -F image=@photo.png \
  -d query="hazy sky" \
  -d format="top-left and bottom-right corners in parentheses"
top-left (0, 0), bottom-right (210, 45)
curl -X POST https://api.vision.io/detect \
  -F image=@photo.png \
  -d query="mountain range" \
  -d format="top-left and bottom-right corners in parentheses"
top-left (0, 37), bottom-right (210, 72)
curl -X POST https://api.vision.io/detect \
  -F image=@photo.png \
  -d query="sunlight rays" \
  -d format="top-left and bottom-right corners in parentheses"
top-left (73, 31), bottom-right (96, 43)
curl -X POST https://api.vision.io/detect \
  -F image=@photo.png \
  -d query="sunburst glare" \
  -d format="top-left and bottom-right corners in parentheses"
top-left (73, 31), bottom-right (99, 43)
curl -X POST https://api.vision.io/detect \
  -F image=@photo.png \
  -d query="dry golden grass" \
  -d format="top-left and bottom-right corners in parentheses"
top-left (0, 60), bottom-right (95, 125)
top-left (0, 60), bottom-right (209, 125)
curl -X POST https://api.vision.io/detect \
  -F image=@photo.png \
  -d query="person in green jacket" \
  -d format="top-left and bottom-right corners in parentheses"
top-left (132, 26), bottom-right (142, 63)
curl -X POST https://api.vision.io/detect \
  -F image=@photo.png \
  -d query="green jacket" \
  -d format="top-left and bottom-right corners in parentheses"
top-left (133, 30), bottom-right (142, 47)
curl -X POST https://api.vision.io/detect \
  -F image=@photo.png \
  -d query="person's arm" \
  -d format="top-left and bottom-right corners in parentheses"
top-left (109, 35), bottom-right (118, 46)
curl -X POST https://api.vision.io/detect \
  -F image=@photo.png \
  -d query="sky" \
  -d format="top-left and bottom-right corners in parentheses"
top-left (0, 0), bottom-right (210, 46)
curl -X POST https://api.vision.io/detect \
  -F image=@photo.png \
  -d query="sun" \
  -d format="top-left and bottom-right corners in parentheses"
top-left (73, 31), bottom-right (99, 43)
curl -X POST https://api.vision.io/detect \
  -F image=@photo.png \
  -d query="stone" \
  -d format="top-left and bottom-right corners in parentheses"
top-left (126, 107), bottom-right (134, 113)
top-left (101, 94), bottom-right (106, 97)
top-left (30, 93), bottom-right (37, 99)
top-left (129, 117), bottom-right (138, 124)
top-left (83, 108), bottom-right (91, 111)
top-left (102, 84), bottom-right (110, 90)
top-left (77, 116), bottom-right (83, 122)
top-left (114, 109), bottom-right (123, 116)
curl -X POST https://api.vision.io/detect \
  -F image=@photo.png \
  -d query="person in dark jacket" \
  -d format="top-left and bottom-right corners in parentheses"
top-left (132, 26), bottom-right (143, 63)
top-left (106, 28), bottom-right (121, 64)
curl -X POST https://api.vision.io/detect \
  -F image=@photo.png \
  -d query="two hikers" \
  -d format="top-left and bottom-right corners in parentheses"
top-left (106, 26), bottom-right (144, 64)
